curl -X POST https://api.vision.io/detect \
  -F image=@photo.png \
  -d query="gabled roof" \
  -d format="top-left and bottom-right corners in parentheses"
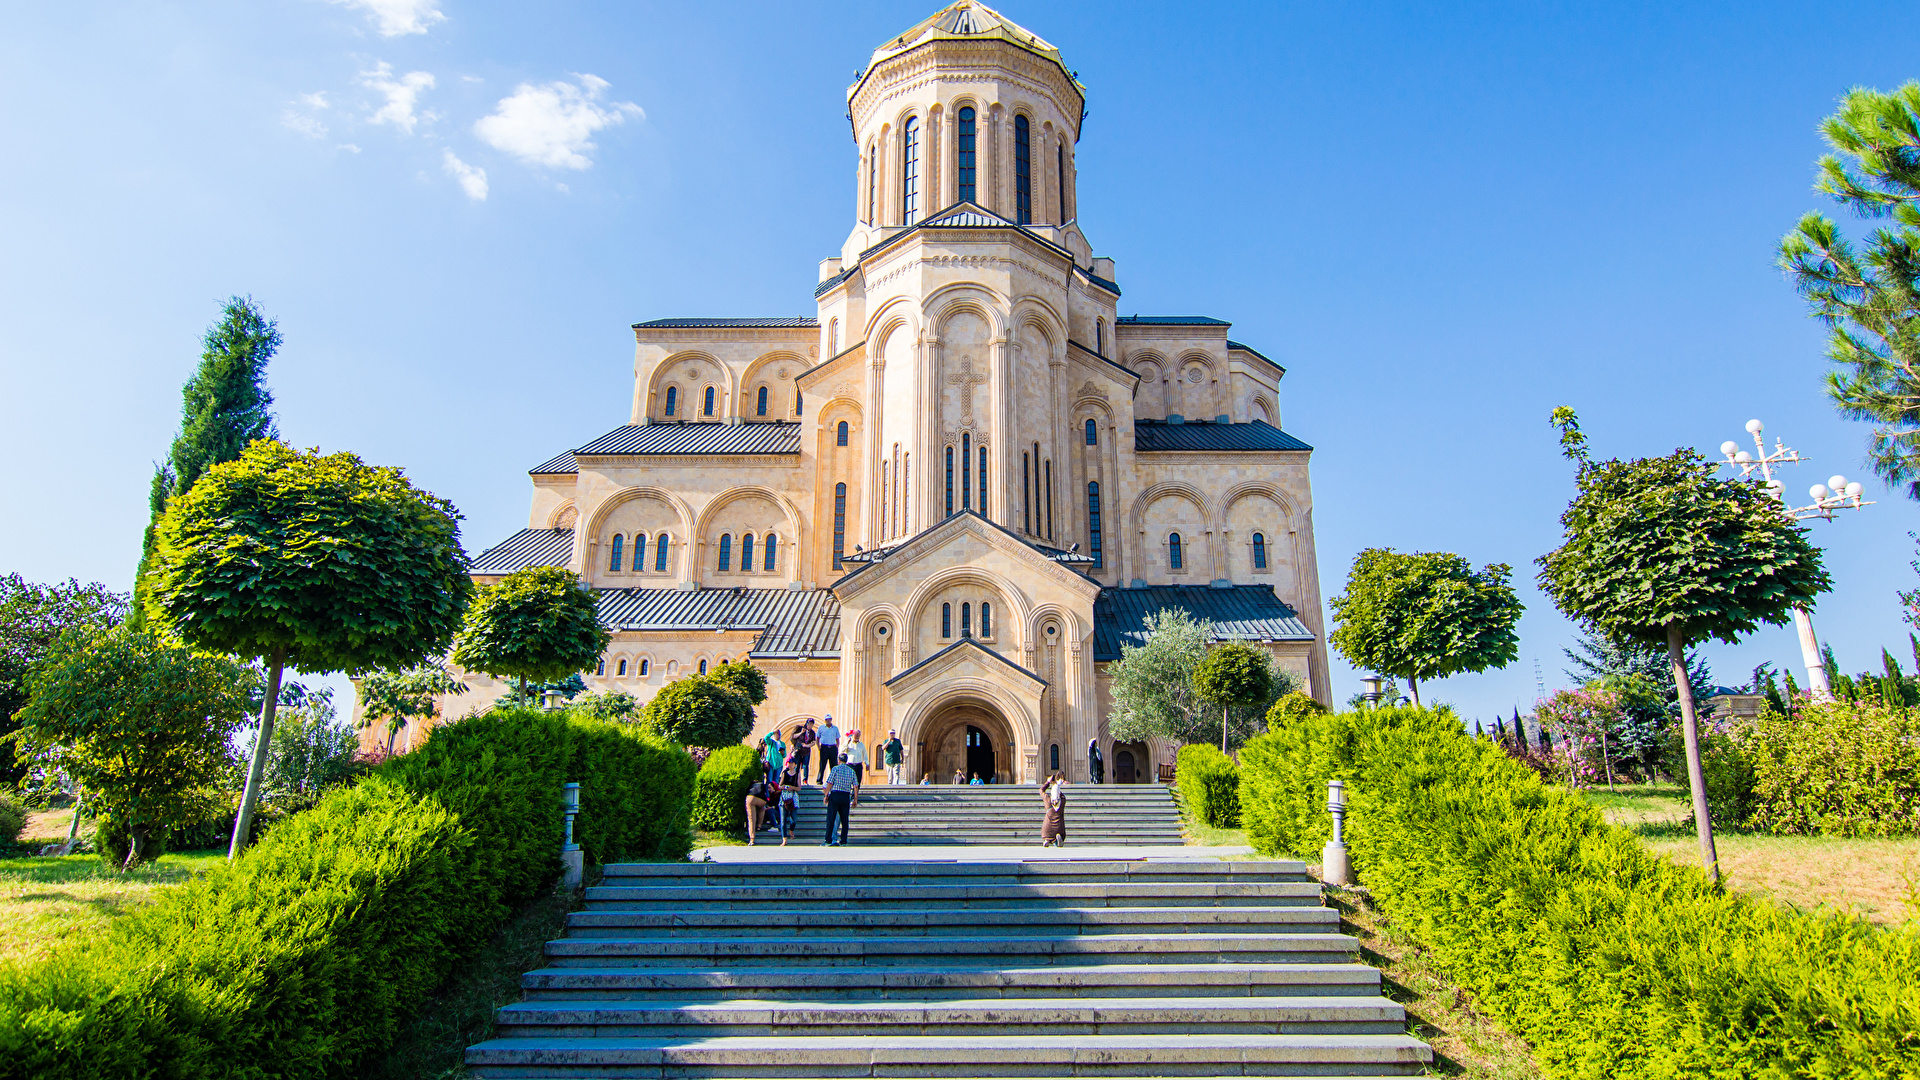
top-left (576, 422), bottom-right (802, 457)
top-left (920, 202), bottom-right (1018, 228)
top-left (884, 636), bottom-right (1046, 689)
top-left (472, 528), bottom-right (574, 574)
top-left (632, 318), bottom-right (818, 329)
top-left (598, 587), bottom-right (841, 659)
top-left (1135, 418), bottom-right (1312, 452)
top-left (1094, 585), bottom-right (1313, 662)
top-left (833, 510), bottom-right (1094, 590)
top-left (1227, 340), bottom-right (1285, 373)
top-left (530, 451), bottom-right (579, 476)
top-left (1115, 315), bottom-right (1231, 327)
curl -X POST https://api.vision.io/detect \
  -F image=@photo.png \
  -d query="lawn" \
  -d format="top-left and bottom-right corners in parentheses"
top-left (1582, 784), bottom-right (1920, 924)
top-left (0, 849), bottom-right (226, 965)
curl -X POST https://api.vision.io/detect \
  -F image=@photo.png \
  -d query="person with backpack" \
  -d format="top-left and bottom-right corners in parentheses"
top-left (744, 776), bottom-right (772, 845)
top-left (790, 720), bottom-right (817, 786)
top-left (882, 730), bottom-right (905, 785)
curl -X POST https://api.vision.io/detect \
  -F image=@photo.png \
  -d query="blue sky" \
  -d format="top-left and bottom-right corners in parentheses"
top-left (3, 0), bottom-right (1917, 720)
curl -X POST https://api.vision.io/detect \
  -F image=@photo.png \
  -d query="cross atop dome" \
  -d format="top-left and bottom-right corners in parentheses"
top-left (859, 1), bottom-right (1077, 88)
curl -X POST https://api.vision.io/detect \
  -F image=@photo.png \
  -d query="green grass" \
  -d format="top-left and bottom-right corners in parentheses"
top-left (1182, 818), bottom-right (1249, 847)
top-left (0, 849), bottom-right (227, 965)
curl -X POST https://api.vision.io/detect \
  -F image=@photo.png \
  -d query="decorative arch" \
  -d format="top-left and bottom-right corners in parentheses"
top-left (739, 350), bottom-right (808, 416)
top-left (1251, 394), bottom-right (1276, 424)
top-left (547, 500), bottom-right (578, 529)
top-left (693, 485), bottom-right (809, 577)
top-left (1219, 480), bottom-right (1296, 528)
top-left (582, 487), bottom-right (697, 553)
top-left (896, 681), bottom-right (1042, 764)
top-left (1025, 602), bottom-right (1083, 648)
top-left (1128, 481), bottom-right (1213, 539)
top-left (864, 300), bottom-right (922, 363)
top-left (855, 602), bottom-right (907, 643)
top-left (648, 350), bottom-right (736, 419)
top-left (926, 288), bottom-right (1010, 342)
top-left (901, 564), bottom-right (1034, 651)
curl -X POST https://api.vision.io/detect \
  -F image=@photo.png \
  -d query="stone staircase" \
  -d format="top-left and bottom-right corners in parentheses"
top-left (466, 858), bottom-right (1432, 1077)
top-left (783, 785), bottom-right (1186, 846)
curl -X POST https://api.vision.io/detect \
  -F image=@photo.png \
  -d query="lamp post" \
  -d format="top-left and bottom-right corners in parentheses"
top-left (1322, 779), bottom-right (1351, 886)
top-left (1719, 418), bottom-right (1872, 700)
top-left (1359, 676), bottom-right (1383, 706)
top-left (560, 781), bottom-right (583, 889)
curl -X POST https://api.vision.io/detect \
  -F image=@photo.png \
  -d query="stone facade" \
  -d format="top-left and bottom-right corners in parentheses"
top-left (393, 2), bottom-right (1331, 783)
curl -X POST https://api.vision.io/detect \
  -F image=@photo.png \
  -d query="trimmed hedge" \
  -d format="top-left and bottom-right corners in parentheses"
top-left (0, 794), bottom-right (24, 845)
top-left (691, 744), bottom-right (760, 834)
top-left (1175, 743), bottom-right (1241, 828)
top-left (1239, 705), bottom-right (1920, 1078)
top-left (0, 707), bottom-right (693, 1079)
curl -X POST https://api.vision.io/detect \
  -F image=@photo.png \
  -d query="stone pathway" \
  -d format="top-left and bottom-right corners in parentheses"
top-left (784, 785), bottom-right (1186, 846)
top-left (465, 856), bottom-right (1432, 1077)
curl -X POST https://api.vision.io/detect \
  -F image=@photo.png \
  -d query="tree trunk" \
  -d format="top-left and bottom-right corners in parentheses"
top-left (1407, 677), bottom-right (1421, 707)
top-left (229, 646), bottom-right (286, 860)
top-left (1222, 705), bottom-right (1229, 754)
top-left (1667, 625), bottom-right (1719, 884)
top-left (124, 822), bottom-right (152, 871)
top-left (386, 721), bottom-right (402, 758)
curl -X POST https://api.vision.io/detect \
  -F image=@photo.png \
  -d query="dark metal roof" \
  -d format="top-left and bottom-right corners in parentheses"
top-left (1094, 585), bottom-right (1313, 661)
top-left (1135, 418), bottom-right (1312, 452)
top-left (574, 422), bottom-right (802, 457)
top-left (1079, 266), bottom-right (1121, 296)
top-left (530, 451), bottom-right (578, 475)
top-left (472, 528), bottom-right (574, 574)
top-left (632, 318), bottom-right (819, 329)
top-left (1115, 315), bottom-right (1230, 327)
top-left (1226, 340), bottom-right (1285, 372)
top-left (814, 266), bottom-right (856, 298)
top-left (884, 637), bottom-right (1047, 688)
top-left (1066, 339), bottom-right (1142, 384)
top-left (921, 204), bottom-right (1017, 228)
top-left (832, 510), bottom-right (1093, 586)
top-left (597, 587), bottom-right (840, 659)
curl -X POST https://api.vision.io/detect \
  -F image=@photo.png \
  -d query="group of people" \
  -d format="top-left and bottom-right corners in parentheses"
top-left (743, 716), bottom-right (906, 846)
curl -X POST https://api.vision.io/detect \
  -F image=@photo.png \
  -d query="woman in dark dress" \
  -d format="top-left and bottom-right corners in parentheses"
top-left (1041, 772), bottom-right (1068, 847)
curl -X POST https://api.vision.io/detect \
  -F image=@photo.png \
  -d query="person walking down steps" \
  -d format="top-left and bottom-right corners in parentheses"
top-left (814, 715), bottom-right (841, 784)
top-left (777, 765), bottom-right (800, 846)
top-left (1087, 738), bottom-right (1105, 784)
top-left (744, 777), bottom-right (771, 846)
top-left (842, 730), bottom-right (867, 783)
top-left (1041, 771), bottom-right (1068, 847)
top-left (821, 756), bottom-right (860, 846)
top-left (791, 720), bottom-right (816, 786)
top-left (882, 730), bottom-right (905, 785)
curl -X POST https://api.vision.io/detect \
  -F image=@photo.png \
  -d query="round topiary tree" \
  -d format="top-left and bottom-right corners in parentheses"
top-left (1265, 691), bottom-right (1327, 730)
top-left (147, 439), bottom-right (472, 857)
top-left (1537, 408), bottom-right (1831, 882)
top-left (638, 676), bottom-right (754, 749)
top-left (1192, 643), bottom-right (1274, 753)
top-left (450, 565), bottom-right (609, 703)
top-left (358, 662), bottom-right (468, 756)
top-left (1328, 548), bottom-right (1523, 706)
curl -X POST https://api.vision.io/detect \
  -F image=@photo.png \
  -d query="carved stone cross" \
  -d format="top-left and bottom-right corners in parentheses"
top-left (946, 357), bottom-right (988, 423)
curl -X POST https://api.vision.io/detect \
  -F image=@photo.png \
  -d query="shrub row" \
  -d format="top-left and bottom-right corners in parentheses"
top-left (691, 744), bottom-right (761, 834)
top-left (1735, 698), bottom-right (1920, 836)
top-left (1239, 705), bottom-right (1920, 1079)
top-left (1174, 743), bottom-right (1241, 828)
top-left (0, 708), bottom-right (694, 1079)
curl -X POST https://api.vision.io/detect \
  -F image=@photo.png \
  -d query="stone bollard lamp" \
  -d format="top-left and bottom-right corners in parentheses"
top-left (1322, 779), bottom-right (1352, 887)
top-left (561, 782), bottom-right (584, 889)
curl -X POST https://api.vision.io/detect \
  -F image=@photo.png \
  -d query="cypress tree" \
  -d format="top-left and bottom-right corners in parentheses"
top-left (132, 298), bottom-right (281, 626)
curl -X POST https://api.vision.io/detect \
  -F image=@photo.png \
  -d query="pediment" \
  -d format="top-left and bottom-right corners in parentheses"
top-left (885, 637), bottom-right (1045, 695)
top-left (831, 511), bottom-right (1099, 604)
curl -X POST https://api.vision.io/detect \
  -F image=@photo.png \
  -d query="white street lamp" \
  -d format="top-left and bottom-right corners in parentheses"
top-left (1719, 418), bottom-right (1873, 699)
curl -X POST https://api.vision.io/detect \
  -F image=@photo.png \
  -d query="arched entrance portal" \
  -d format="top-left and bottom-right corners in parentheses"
top-left (1112, 740), bottom-right (1150, 783)
top-left (916, 699), bottom-right (1018, 784)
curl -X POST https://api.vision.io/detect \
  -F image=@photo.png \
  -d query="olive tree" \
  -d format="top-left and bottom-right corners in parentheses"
top-left (12, 627), bottom-right (248, 867)
top-left (147, 439), bottom-right (472, 858)
top-left (449, 565), bottom-right (609, 702)
top-left (1192, 642), bottom-right (1274, 753)
top-left (1328, 548), bottom-right (1523, 706)
top-left (1111, 610), bottom-right (1295, 751)
top-left (1537, 409), bottom-right (1830, 882)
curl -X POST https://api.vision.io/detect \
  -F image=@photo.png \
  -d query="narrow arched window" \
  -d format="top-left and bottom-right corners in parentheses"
top-left (978, 445), bottom-right (988, 513)
top-left (960, 602), bottom-right (971, 637)
top-left (837, 420), bottom-right (849, 447)
top-left (633, 533), bottom-right (646, 572)
top-left (1050, 744), bottom-right (1060, 771)
top-left (903, 452), bottom-right (910, 526)
top-left (655, 533), bottom-right (670, 573)
top-left (1096, 320), bottom-right (1104, 356)
top-left (1085, 418), bottom-right (1098, 445)
top-left (829, 318), bottom-right (840, 354)
top-left (764, 532), bottom-right (778, 571)
top-left (901, 116), bottom-right (920, 224)
top-left (1087, 482), bottom-right (1103, 570)
top-left (1044, 459), bottom-right (1053, 539)
top-left (944, 446), bottom-right (955, 517)
top-left (1014, 115), bottom-right (1032, 224)
top-left (1022, 452), bottom-right (1030, 533)
top-left (1057, 142), bottom-right (1066, 221)
top-left (639, 659), bottom-right (649, 676)
top-left (833, 482), bottom-right (847, 570)
top-left (596, 659), bottom-right (604, 676)
top-left (961, 433), bottom-right (972, 510)
top-left (664, 386), bottom-right (677, 416)
top-left (1253, 532), bottom-right (1268, 571)
top-left (866, 142), bottom-right (877, 223)
top-left (703, 386), bottom-right (715, 417)
top-left (740, 533), bottom-right (755, 571)
top-left (757, 386), bottom-right (768, 416)
top-left (617, 659), bottom-right (627, 676)
top-left (794, 390), bottom-right (803, 416)
top-left (1169, 532), bottom-right (1184, 571)
top-left (980, 601), bottom-right (992, 637)
top-left (608, 533), bottom-right (623, 572)
top-left (942, 602), bottom-right (952, 638)
top-left (957, 107), bottom-right (977, 203)
top-left (699, 659), bottom-right (708, 675)
top-left (717, 533), bottom-right (732, 571)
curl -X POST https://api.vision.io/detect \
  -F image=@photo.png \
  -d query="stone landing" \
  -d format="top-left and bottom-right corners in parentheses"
top-left (784, 785), bottom-right (1186, 846)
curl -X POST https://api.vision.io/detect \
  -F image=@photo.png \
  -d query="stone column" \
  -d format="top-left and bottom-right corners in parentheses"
top-left (990, 335), bottom-right (1011, 527)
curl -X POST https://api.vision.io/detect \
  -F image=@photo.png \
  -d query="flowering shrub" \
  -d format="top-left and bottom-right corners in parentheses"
top-left (1536, 687), bottom-right (1626, 788)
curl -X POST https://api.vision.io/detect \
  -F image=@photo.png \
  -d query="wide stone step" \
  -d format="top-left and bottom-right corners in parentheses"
top-left (492, 996), bottom-right (1407, 1037)
top-left (584, 883), bottom-right (1321, 911)
top-left (464, 1032), bottom-right (1433, 1077)
top-left (545, 933), bottom-right (1360, 968)
top-left (600, 861), bottom-right (1309, 884)
top-left (566, 906), bottom-right (1339, 937)
top-left (520, 964), bottom-right (1383, 1002)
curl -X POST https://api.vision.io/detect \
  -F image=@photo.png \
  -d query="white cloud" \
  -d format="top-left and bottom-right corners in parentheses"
top-left (338, 143), bottom-right (362, 153)
top-left (360, 62), bottom-right (436, 134)
top-left (330, 0), bottom-right (445, 37)
top-left (442, 149), bottom-right (488, 201)
top-left (473, 74), bottom-right (642, 170)
top-left (281, 91), bottom-right (330, 137)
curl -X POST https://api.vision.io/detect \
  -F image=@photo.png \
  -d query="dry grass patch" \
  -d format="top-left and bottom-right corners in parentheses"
top-left (0, 850), bottom-right (226, 965)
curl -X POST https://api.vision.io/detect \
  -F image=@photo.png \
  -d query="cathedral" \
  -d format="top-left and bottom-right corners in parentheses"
top-left (445, 2), bottom-right (1330, 785)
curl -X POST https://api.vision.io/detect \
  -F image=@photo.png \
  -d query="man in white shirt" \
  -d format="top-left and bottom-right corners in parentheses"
top-left (814, 715), bottom-right (841, 784)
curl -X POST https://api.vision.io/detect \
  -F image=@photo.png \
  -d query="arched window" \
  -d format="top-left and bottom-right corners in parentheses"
top-left (1050, 744), bottom-right (1060, 771)
top-left (655, 533), bottom-right (670, 573)
top-left (703, 386), bottom-right (715, 417)
top-left (1057, 142), bottom-right (1066, 222)
top-left (794, 390), bottom-right (803, 416)
top-left (957, 106), bottom-right (976, 203)
top-left (979, 445), bottom-right (988, 512)
top-left (980, 601), bottom-right (992, 637)
top-left (1022, 452), bottom-right (1030, 533)
top-left (961, 434), bottom-right (972, 510)
top-left (763, 532), bottom-right (777, 571)
top-left (639, 659), bottom-right (649, 676)
top-left (902, 451), bottom-right (910, 526)
top-left (832, 483), bottom-right (847, 570)
top-left (663, 386), bottom-right (677, 416)
top-left (756, 386), bottom-right (768, 416)
top-left (1096, 319), bottom-right (1104, 356)
top-left (617, 659), bottom-right (627, 677)
top-left (829, 318), bottom-right (840, 354)
top-left (596, 659), bottom-right (604, 676)
top-left (740, 533), bottom-right (755, 571)
top-left (633, 533), bottom-right (646, 572)
top-left (1014, 115), bottom-right (1032, 224)
top-left (960, 602), bottom-right (971, 637)
top-left (1087, 482), bottom-right (1103, 570)
top-left (1169, 532), bottom-right (1184, 571)
top-left (1253, 532), bottom-right (1268, 571)
top-left (1085, 418), bottom-right (1098, 445)
top-left (944, 446), bottom-right (955, 517)
top-left (1044, 459), bottom-right (1053, 539)
top-left (717, 533), bottom-right (732, 571)
top-left (608, 533), bottom-right (623, 572)
top-left (699, 659), bottom-right (708, 675)
top-left (866, 142), bottom-right (877, 223)
top-left (942, 602), bottom-right (952, 638)
top-left (837, 420), bottom-right (849, 447)
top-left (901, 116), bottom-right (920, 224)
